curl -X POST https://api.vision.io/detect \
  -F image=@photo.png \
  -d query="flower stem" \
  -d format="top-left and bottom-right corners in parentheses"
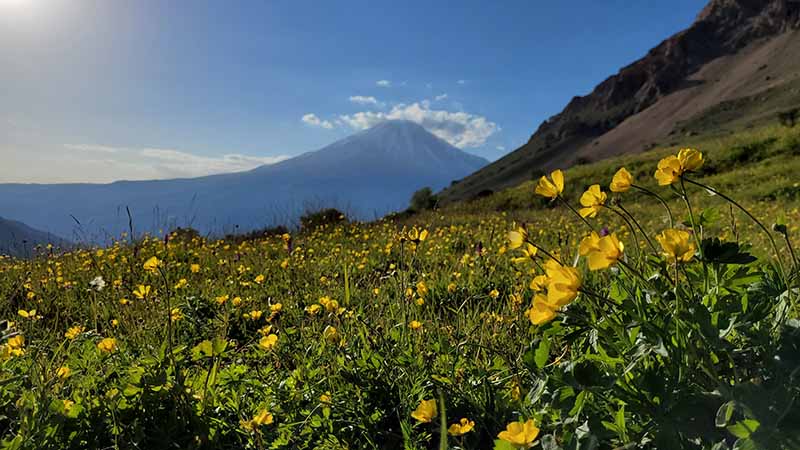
top-left (557, 195), bottom-right (594, 231)
top-left (632, 185), bottom-right (674, 228)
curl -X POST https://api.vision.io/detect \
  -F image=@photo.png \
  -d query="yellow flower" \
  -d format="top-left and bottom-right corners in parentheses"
top-left (6, 335), bottom-right (25, 357)
top-left (448, 418), bottom-right (475, 436)
top-left (526, 294), bottom-right (558, 325)
top-left (17, 309), bottom-right (38, 320)
top-left (305, 304), bottom-right (321, 315)
top-left (132, 285), bottom-right (152, 300)
top-left (143, 256), bottom-right (162, 273)
top-left (654, 155), bottom-right (681, 185)
top-left (578, 184), bottom-right (607, 218)
top-left (489, 289), bottom-right (500, 299)
top-left (190, 264), bottom-right (200, 273)
top-left (56, 366), bottom-right (71, 379)
top-left (654, 148), bottom-right (703, 185)
top-left (240, 409), bottom-right (274, 432)
top-left (245, 310), bottom-right (263, 320)
top-left (322, 326), bottom-right (339, 343)
top-left (170, 308), bottom-right (183, 322)
top-left (97, 337), bottom-right (117, 353)
top-left (65, 326), bottom-right (84, 340)
top-left (498, 419), bottom-right (540, 448)
top-left (416, 281), bottom-right (428, 298)
top-left (174, 278), bottom-right (188, 289)
top-left (410, 399), bottom-right (437, 423)
top-left (254, 274), bottom-right (265, 284)
top-left (529, 274), bottom-right (548, 292)
top-left (258, 334), bottom-right (278, 350)
top-left (579, 232), bottom-right (624, 271)
top-left (656, 229), bottom-right (695, 263)
top-left (511, 243), bottom-right (538, 265)
top-left (677, 148), bottom-right (703, 171)
top-left (447, 282), bottom-right (457, 293)
top-left (507, 227), bottom-right (528, 250)
top-left (544, 261), bottom-right (581, 307)
top-left (215, 294), bottom-right (229, 305)
top-left (408, 320), bottom-right (423, 330)
top-left (61, 399), bottom-right (75, 416)
top-left (534, 169), bottom-right (564, 199)
top-left (407, 227), bottom-right (429, 242)
top-left (610, 167), bottom-right (633, 192)
top-left (319, 392), bottom-right (332, 404)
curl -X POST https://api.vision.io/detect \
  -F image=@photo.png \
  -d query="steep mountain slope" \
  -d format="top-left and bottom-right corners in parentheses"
top-left (441, 0), bottom-right (800, 202)
top-left (0, 121), bottom-right (487, 240)
top-left (0, 217), bottom-right (70, 257)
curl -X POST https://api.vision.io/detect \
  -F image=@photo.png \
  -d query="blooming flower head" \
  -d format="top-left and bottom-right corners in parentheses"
top-left (408, 320), bottom-right (423, 330)
top-left (529, 274), bottom-right (548, 292)
top-left (240, 409), bottom-right (274, 432)
top-left (65, 325), bottom-right (84, 340)
top-left (89, 276), bottom-right (106, 291)
top-left (526, 294), bottom-right (558, 325)
top-left (610, 167), bottom-right (633, 193)
top-left (411, 399), bottom-right (437, 423)
top-left (97, 337), bottom-right (117, 353)
top-left (654, 148), bottom-right (704, 185)
top-left (322, 325), bottom-right (339, 343)
top-left (133, 285), bottom-right (152, 300)
top-left (544, 260), bottom-right (581, 307)
top-left (56, 366), bottom-right (71, 379)
top-left (579, 184), bottom-right (607, 218)
top-left (258, 333), bottom-right (278, 350)
top-left (143, 256), bottom-right (162, 273)
top-left (170, 308), bottom-right (183, 322)
top-left (190, 264), bottom-right (201, 273)
top-left (534, 169), bottom-right (564, 199)
top-left (656, 229), bottom-right (695, 263)
top-left (579, 232), bottom-right (624, 271)
top-left (498, 419), bottom-right (540, 448)
top-left (507, 227), bottom-right (528, 250)
top-left (448, 418), bottom-right (475, 436)
top-left (7, 335), bottom-right (25, 356)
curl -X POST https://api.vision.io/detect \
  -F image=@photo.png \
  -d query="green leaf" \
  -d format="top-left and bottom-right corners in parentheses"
top-left (493, 439), bottom-right (516, 450)
top-left (727, 419), bottom-right (760, 439)
top-left (715, 401), bottom-right (735, 427)
top-left (534, 339), bottom-right (551, 369)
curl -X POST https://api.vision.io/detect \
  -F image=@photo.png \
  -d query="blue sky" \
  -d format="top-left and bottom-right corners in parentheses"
top-left (0, 0), bottom-right (705, 183)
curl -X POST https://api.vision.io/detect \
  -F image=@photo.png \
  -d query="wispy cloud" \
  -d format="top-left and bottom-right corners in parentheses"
top-left (301, 113), bottom-right (334, 129)
top-left (348, 95), bottom-right (382, 106)
top-left (339, 102), bottom-right (499, 148)
top-left (434, 93), bottom-right (448, 101)
top-left (375, 80), bottom-right (392, 87)
top-left (64, 144), bottom-right (122, 153)
top-left (457, 79), bottom-right (467, 85)
top-left (139, 148), bottom-right (288, 178)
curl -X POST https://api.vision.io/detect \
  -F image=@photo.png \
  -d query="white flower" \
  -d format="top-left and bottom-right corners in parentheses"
top-left (89, 276), bottom-right (106, 292)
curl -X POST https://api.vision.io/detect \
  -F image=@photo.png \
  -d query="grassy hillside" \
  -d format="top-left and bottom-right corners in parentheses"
top-left (0, 125), bottom-right (798, 449)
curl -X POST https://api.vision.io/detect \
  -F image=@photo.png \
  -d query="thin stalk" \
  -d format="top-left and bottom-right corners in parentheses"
top-left (616, 202), bottom-right (658, 253)
top-left (632, 185), bottom-right (674, 228)
top-left (605, 206), bottom-right (642, 260)
top-left (557, 195), bottom-right (594, 231)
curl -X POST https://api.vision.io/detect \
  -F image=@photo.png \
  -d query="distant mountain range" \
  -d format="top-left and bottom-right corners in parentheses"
top-left (441, 0), bottom-right (800, 202)
top-left (0, 120), bottom-right (487, 242)
top-left (0, 217), bottom-right (70, 257)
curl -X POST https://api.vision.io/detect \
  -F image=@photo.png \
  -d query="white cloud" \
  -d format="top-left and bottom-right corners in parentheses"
top-left (496, 145), bottom-right (506, 151)
top-left (64, 144), bottom-right (121, 153)
top-left (339, 102), bottom-right (499, 148)
top-left (139, 148), bottom-right (289, 178)
top-left (0, 144), bottom-right (291, 183)
top-left (434, 93), bottom-right (448, 101)
top-left (348, 95), bottom-right (381, 106)
top-left (375, 80), bottom-right (392, 87)
top-left (301, 113), bottom-right (334, 129)
top-left (457, 79), bottom-right (467, 85)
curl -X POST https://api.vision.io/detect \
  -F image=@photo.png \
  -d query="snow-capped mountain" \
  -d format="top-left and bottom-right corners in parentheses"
top-left (0, 120), bottom-right (487, 241)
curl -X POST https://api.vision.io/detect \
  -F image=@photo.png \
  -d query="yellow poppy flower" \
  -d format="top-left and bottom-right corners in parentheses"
top-left (507, 227), bottom-right (528, 249)
top-left (526, 294), bottom-right (558, 325)
top-left (610, 167), bottom-right (633, 192)
top-left (656, 229), bottom-right (695, 263)
top-left (579, 184), bottom-right (607, 218)
top-left (56, 366), bottom-right (71, 379)
top-left (448, 418), bottom-right (475, 436)
top-left (97, 337), bottom-right (117, 353)
top-left (529, 275), bottom-right (548, 292)
top-left (240, 409), bottom-right (274, 432)
top-left (65, 326), bottom-right (84, 340)
top-left (497, 419), bottom-right (540, 448)
top-left (654, 155), bottom-right (682, 185)
top-left (534, 169), bottom-right (564, 199)
top-left (411, 398), bottom-right (437, 423)
top-left (143, 256), bottom-right (161, 273)
top-left (190, 264), bottom-right (201, 273)
top-left (544, 261), bottom-right (581, 307)
top-left (408, 320), bottom-right (423, 330)
top-left (677, 148), bottom-right (703, 171)
top-left (133, 285), bottom-right (152, 300)
top-left (579, 232), bottom-right (624, 271)
top-left (258, 334), bottom-right (278, 350)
